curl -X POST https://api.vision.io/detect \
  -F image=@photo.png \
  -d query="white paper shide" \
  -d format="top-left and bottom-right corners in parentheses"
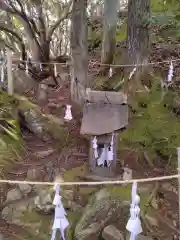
top-left (126, 182), bottom-right (142, 240)
top-left (51, 184), bottom-right (69, 240)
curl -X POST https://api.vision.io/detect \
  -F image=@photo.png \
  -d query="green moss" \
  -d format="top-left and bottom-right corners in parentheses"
top-left (63, 164), bottom-right (88, 181)
top-left (119, 84), bottom-right (180, 163)
top-left (79, 187), bottom-right (97, 196)
top-left (116, 23), bottom-right (127, 42)
top-left (106, 185), bottom-right (151, 212)
top-left (151, 0), bottom-right (169, 12)
top-left (0, 91), bottom-right (24, 178)
top-left (19, 208), bottom-right (81, 240)
top-left (63, 164), bottom-right (97, 197)
top-left (21, 201), bottom-right (82, 240)
top-left (20, 208), bottom-right (52, 240)
top-left (67, 211), bottom-right (81, 240)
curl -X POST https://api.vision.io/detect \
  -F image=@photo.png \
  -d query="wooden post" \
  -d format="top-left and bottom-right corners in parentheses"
top-left (177, 147), bottom-right (180, 237)
top-left (6, 49), bottom-right (13, 95)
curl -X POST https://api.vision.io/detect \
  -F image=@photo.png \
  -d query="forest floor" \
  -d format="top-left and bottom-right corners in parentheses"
top-left (1, 40), bottom-right (180, 239)
top-left (0, 74), bottom-right (179, 240)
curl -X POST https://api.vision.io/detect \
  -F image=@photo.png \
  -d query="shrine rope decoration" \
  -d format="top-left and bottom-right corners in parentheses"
top-left (51, 183), bottom-right (69, 240)
top-left (0, 173), bottom-right (179, 185)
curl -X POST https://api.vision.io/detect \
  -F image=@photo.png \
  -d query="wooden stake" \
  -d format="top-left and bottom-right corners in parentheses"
top-left (177, 147), bottom-right (180, 238)
top-left (6, 49), bottom-right (13, 95)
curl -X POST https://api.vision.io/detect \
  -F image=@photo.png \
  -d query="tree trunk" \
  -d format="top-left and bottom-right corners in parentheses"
top-left (127, 0), bottom-right (150, 70)
top-left (70, 0), bottom-right (88, 104)
top-left (125, 0), bottom-right (150, 107)
top-left (101, 0), bottom-right (119, 65)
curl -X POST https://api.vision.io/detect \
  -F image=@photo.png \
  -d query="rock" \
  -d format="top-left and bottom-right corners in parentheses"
top-left (75, 189), bottom-right (129, 240)
top-left (36, 149), bottom-right (54, 158)
top-left (67, 200), bottom-right (83, 212)
top-left (102, 225), bottom-right (124, 240)
top-left (138, 183), bottom-right (153, 193)
top-left (6, 188), bottom-right (22, 203)
top-left (151, 198), bottom-right (158, 210)
top-left (47, 102), bottom-right (63, 109)
top-left (1, 203), bottom-right (24, 223)
top-left (75, 223), bottom-right (100, 240)
top-left (136, 235), bottom-right (153, 240)
top-left (162, 183), bottom-right (172, 191)
top-left (41, 76), bottom-right (55, 86)
top-left (145, 214), bottom-right (159, 227)
top-left (27, 167), bottom-right (45, 181)
top-left (62, 189), bottom-right (74, 202)
top-left (18, 183), bottom-right (32, 196)
top-left (44, 162), bottom-right (58, 181)
top-left (37, 83), bottom-right (48, 103)
top-left (34, 188), bottom-right (54, 214)
top-left (123, 167), bottom-right (132, 181)
top-left (59, 72), bottom-right (69, 82)
top-left (1, 199), bottom-right (41, 230)
top-left (13, 69), bottom-right (37, 94)
top-left (0, 234), bottom-right (4, 240)
top-left (126, 234), bottom-right (153, 240)
top-left (22, 109), bottom-right (43, 135)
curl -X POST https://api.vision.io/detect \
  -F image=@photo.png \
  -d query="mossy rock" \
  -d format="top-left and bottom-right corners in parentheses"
top-left (16, 95), bottom-right (85, 148)
top-left (106, 183), bottom-right (153, 213)
top-left (63, 164), bottom-right (88, 182)
top-left (63, 164), bottom-right (97, 198)
top-left (75, 188), bottom-right (130, 240)
top-left (0, 91), bottom-right (23, 178)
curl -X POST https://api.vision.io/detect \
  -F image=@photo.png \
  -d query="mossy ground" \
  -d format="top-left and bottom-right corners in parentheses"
top-left (0, 92), bottom-right (24, 178)
top-left (106, 184), bottom-right (152, 213)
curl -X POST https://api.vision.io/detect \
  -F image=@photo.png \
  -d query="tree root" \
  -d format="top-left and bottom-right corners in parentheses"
top-left (140, 182), bottom-right (160, 235)
top-left (143, 151), bottom-right (155, 168)
top-left (143, 181), bottom-right (159, 215)
top-left (141, 214), bottom-right (154, 233)
top-left (153, 210), bottom-right (180, 236)
top-left (145, 182), bottom-right (180, 236)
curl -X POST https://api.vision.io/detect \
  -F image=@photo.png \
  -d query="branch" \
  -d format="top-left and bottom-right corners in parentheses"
top-left (0, 1), bottom-right (15, 14)
top-left (47, 1), bottom-right (72, 41)
top-left (0, 25), bottom-right (26, 60)
top-left (0, 38), bottom-right (14, 51)
top-left (29, 19), bottom-right (40, 36)
top-left (35, 2), bottom-right (46, 41)
top-left (0, 1), bottom-right (42, 53)
top-left (0, 25), bottom-right (22, 44)
top-left (15, 0), bottom-right (25, 11)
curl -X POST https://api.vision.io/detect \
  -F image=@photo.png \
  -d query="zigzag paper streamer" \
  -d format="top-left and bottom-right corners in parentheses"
top-left (167, 60), bottom-right (173, 84)
top-left (126, 182), bottom-right (142, 240)
top-left (129, 66), bottom-right (137, 80)
top-left (51, 183), bottom-right (69, 240)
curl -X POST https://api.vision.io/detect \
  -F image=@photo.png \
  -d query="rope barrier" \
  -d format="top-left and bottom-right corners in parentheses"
top-left (8, 57), bottom-right (180, 67)
top-left (0, 173), bottom-right (179, 186)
